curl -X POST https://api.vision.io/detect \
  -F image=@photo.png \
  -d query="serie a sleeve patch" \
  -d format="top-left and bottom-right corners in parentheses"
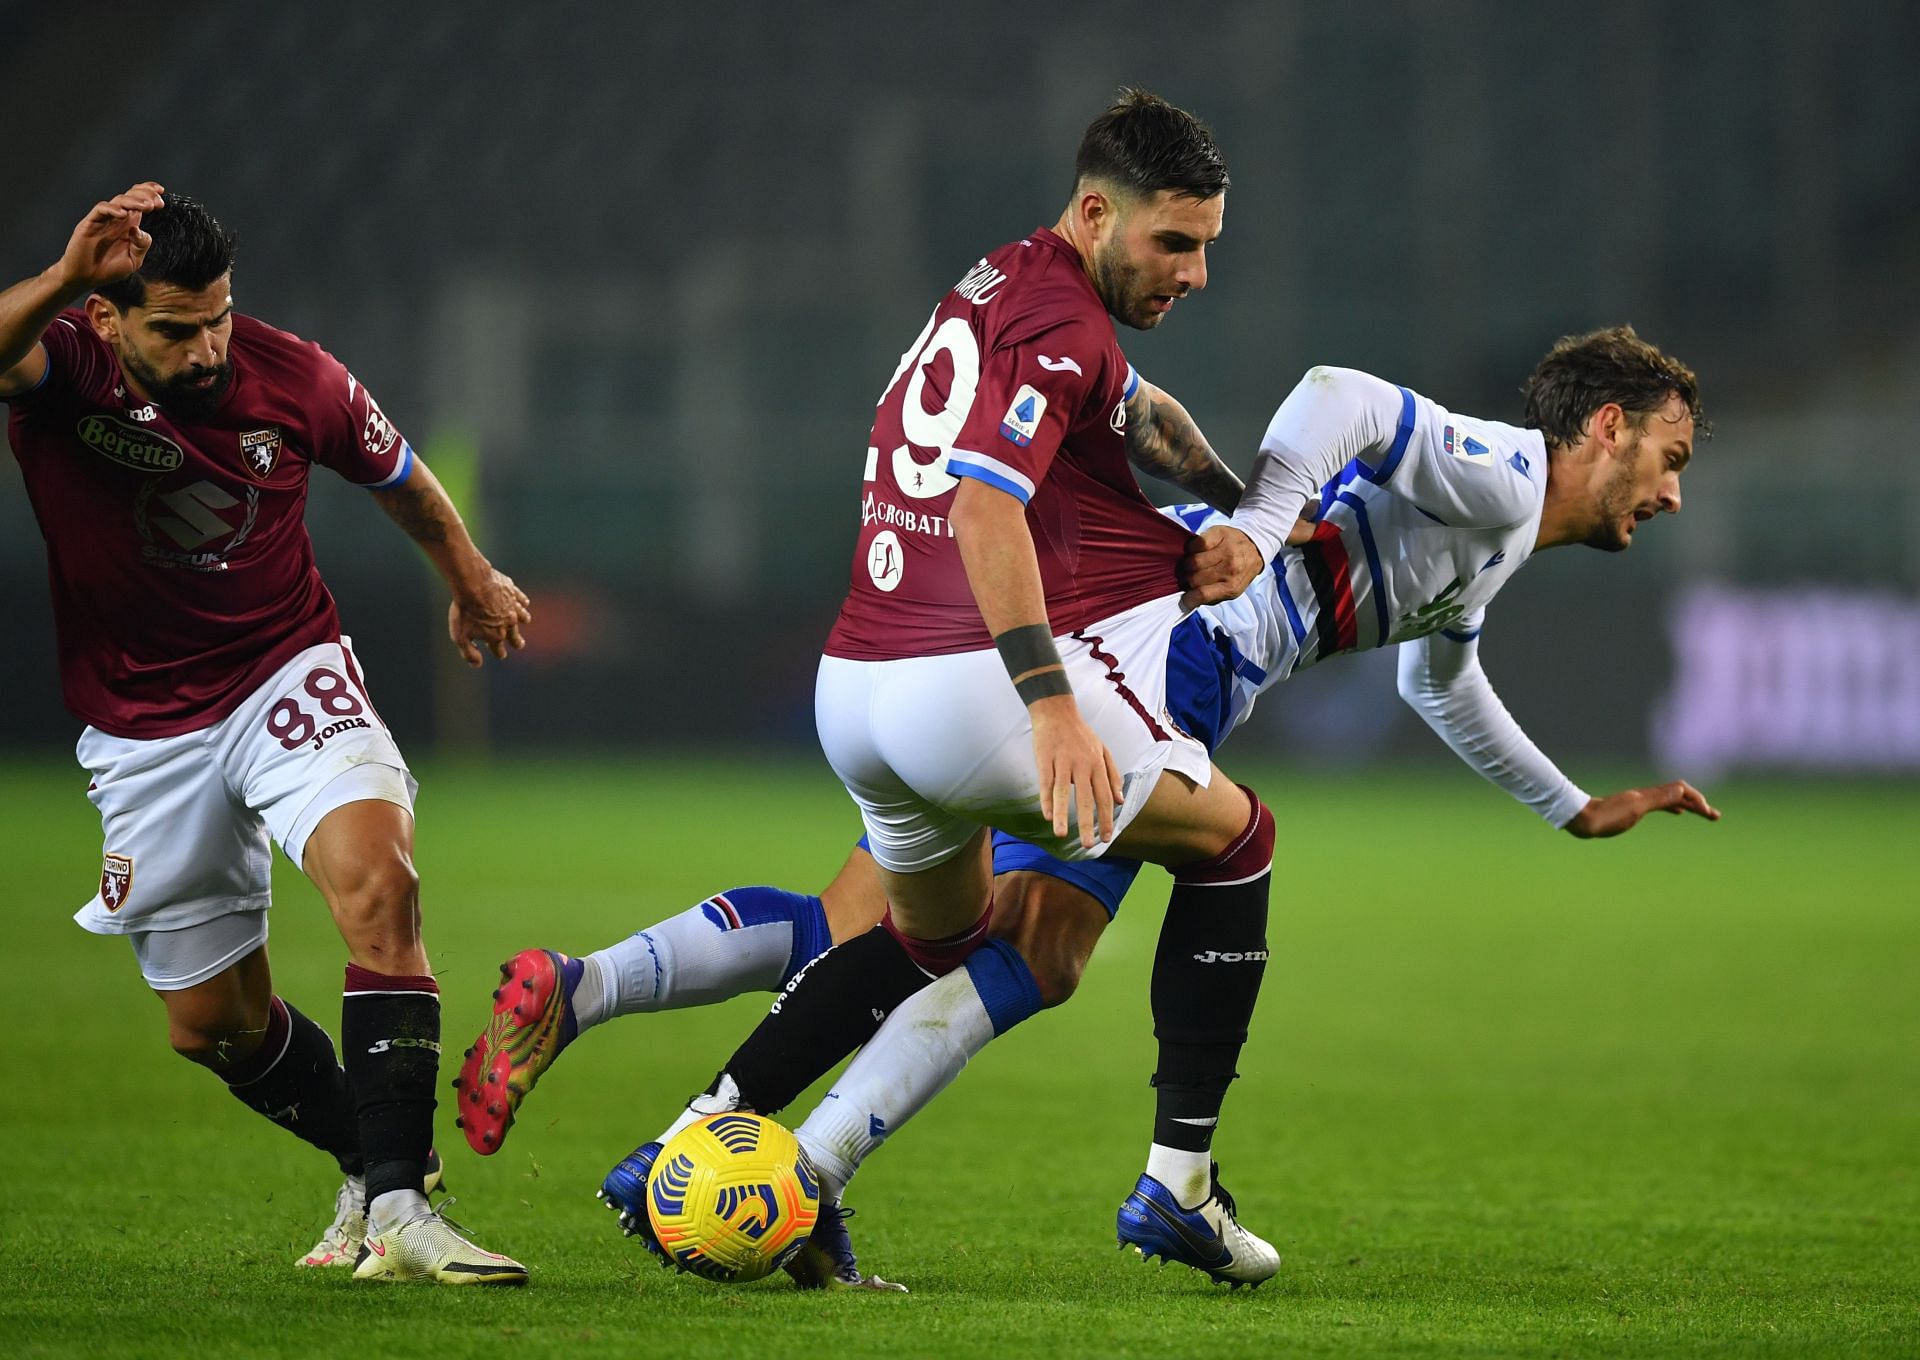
top-left (999, 384), bottom-right (1046, 447)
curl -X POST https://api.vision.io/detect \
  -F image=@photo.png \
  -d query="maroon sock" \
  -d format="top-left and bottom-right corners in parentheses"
top-left (881, 902), bottom-right (992, 975)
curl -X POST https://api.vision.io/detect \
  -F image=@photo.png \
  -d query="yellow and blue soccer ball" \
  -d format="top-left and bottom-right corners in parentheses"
top-left (646, 1113), bottom-right (821, 1282)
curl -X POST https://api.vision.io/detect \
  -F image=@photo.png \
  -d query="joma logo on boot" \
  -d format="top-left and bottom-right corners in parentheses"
top-left (1191, 950), bottom-right (1269, 964)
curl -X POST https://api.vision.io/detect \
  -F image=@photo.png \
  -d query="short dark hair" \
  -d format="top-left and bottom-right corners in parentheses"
top-left (1522, 325), bottom-right (1709, 449)
top-left (94, 193), bottom-right (236, 311)
top-left (1073, 88), bottom-right (1229, 202)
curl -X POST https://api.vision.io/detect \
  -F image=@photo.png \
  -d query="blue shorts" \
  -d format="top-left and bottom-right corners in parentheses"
top-left (990, 832), bottom-right (1141, 918)
top-left (851, 832), bottom-right (1141, 918)
top-left (846, 612), bottom-right (1237, 920)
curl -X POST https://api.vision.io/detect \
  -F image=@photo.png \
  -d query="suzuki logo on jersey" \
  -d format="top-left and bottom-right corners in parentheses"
top-left (1036, 354), bottom-right (1082, 376)
top-left (999, 385), bottom-right (1046, 447)
top-left (100, 853), bottom-right (134, 912)
top-left (1443, 425), bottom-right (1494, 466)
top-left (239, 427), bottom-right (283, 480)
top-left (867, 529), bottom-right (905, 592)
top-left (75, 414), bottom-right (184, 472)
top-left (135, 478), bottom-right (261, 571)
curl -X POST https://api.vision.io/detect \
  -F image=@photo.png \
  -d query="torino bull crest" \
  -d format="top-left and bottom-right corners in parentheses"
top-left (646, 1114), bottom-right (821, 1282)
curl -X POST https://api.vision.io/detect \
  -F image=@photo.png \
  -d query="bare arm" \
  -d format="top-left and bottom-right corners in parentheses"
top-left (0, 182), bottom-right (166, 399)
top-left (950, 476), bottom-right (1120, 848)
top-left (371, 457), bottom-right (531, 667)
top-left (1123, 379), bottom-right (1243, 513)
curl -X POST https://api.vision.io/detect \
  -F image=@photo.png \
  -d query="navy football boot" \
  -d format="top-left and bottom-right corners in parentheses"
top-left (783, 1202), bottom-right (908, 1292)
top-left (597, 1140), bottom-right (667, 1261)
top-left (1116, 1161), bottom-right (1280, 1288)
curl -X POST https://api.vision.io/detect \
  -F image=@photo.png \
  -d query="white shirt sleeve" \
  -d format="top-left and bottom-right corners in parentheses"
top-left (1228, 366), bottom-right (1406, 566)
top-left (1231, 367), bottom-right (1540, 564)
top-left (1395, 626), bottom-right (1591, 828)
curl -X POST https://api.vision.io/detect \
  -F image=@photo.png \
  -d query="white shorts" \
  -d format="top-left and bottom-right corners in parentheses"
top-left (817, 593), bottom-right (1211, 872)
top-left (73, 636), bottom-right (418, 982)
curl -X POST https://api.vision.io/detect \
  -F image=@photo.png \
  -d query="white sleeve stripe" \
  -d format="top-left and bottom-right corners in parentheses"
top-left (947, 449), bottom-right (1036, 499)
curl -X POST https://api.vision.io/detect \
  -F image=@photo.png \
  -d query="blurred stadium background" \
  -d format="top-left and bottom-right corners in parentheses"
top-left (5, 0), bottom-right (1917, 776)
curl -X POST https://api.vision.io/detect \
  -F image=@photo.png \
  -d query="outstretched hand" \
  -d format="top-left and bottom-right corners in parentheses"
top-left (1566, 780), bottom-right (1720, 839)
top-left (61, 183), bottom-right (165, 292)
top-left (448, 569), bottom-right (532, 667)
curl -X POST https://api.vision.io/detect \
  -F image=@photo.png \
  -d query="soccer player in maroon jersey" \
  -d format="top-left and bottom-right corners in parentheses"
top-left (473, 90), bottom-right (1278, 1287)
top-left (1, 185), bottom-right (529, 1284)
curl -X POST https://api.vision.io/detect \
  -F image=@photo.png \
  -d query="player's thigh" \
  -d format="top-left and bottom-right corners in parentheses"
top-left (301, 796), bottom-right (419, 919)
top-left (1109, 763), bottom-right (1253, 865)
top-left (818, 845), bottom-right (889, 945)
top-left (221, 636), bottom-right (419, 888)
top-left (74, 725), bottom-right (273, 940)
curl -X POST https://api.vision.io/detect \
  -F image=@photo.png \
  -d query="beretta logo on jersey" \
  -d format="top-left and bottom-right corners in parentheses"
top-left (239, 427), bottom-right (283, 480)
top-left (75, 414), bottom-right (184, 473)
top-left (1000, 385), bottom-right (1046, 447)
top-left (100, 853), bottom-right (134, 913)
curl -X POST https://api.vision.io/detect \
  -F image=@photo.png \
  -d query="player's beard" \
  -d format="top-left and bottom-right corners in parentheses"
top-left (123, 347), bottom-right (233, 422)
top-left (1585, 451), bottom-right (1643, 552)
top-left (1091, 235), bottom-right (1162, 331)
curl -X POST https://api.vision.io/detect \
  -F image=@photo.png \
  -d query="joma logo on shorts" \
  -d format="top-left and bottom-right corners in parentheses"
top-left (310, 716), bottom-right (371, 752)
top-left (76, 414), bottom-right (185, 471)
top-left (1191, 950), bottom-right (1269, 964)
top-left (366, 1037), bottom-right (442, 1055)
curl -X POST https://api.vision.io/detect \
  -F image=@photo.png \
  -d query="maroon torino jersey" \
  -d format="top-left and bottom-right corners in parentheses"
top-left (825, 228), bottom-right (1188, 660)
top-left (5, 310), bottom-right (414, 738)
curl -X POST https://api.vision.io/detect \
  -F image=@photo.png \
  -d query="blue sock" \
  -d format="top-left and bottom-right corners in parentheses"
top-left (962, 938), bottom-right (1044, 1036)
top-left (580, 885), bottom-right (834, 1026)
top-left (702, 886), bottom-right (834, 987)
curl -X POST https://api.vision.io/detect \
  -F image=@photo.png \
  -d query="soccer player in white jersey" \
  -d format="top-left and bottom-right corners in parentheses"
top-left (464, 326), bottom-right (1718, 1286)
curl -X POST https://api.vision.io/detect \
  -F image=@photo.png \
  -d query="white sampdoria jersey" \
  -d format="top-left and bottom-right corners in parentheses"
top-left (1167, 366), bottom-right (1590, 827)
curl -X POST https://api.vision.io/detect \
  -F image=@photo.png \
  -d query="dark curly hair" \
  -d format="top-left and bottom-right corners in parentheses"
top-left (1522, 326), bottom-right (1707, 449)
top-left (94, 193), bottom-right (235, 311)
top-left (1073, 88), bottom-right (1229, 202)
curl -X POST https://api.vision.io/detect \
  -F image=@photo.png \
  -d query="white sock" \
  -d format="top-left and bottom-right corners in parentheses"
top-left (577, 907), bottom-right (792, 1031)
top-left (1145, 1143), bottom-right (1212, 1209)
top-left (793, 967), bottom-right (997, 1202)
top-left (654, 1072), bottom-right (745, 1147)
top-left (368, 1187), bottom-right (430, 1234)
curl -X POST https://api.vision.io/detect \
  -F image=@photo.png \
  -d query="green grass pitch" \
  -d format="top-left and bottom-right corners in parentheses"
top-left (2, 757), bottom-right (1915, 1358)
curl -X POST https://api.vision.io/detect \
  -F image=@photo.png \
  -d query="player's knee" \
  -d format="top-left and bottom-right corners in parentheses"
top-left (329, 853), bottom-right (421, 939)
top-left (1028, 948), bottom-right (1086, 1009)
top-left (167, 1015), bottom-right (264, 1068)
top-left (1016, 919), bottom-right (1101, 1008)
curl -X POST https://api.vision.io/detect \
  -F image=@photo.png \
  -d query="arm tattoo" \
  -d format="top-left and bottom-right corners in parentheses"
top-left (1124, 384), bottom-right (1244, 513)
top-left (372, 482), bottom-right (451, 545)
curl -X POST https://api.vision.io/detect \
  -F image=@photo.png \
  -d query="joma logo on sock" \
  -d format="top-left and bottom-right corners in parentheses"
top-left (1191, 950), bottom-right (1269, 964)
top-left (366, 1038), bottom-right (443, 1055)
